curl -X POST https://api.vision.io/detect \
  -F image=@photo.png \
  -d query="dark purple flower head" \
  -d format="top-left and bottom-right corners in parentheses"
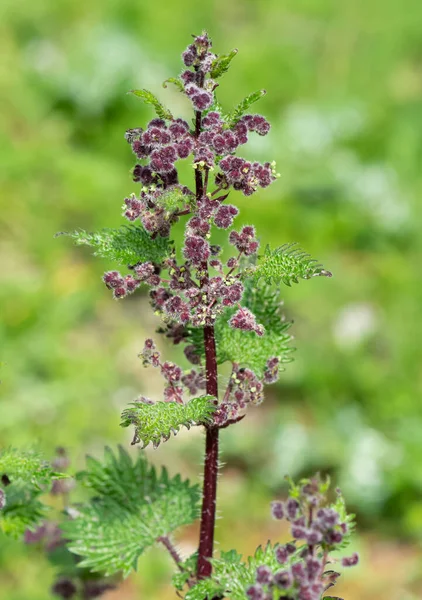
top-left (134, 262), bottom-right (155, 281)
top-left (256, 565), bottom-right (273, 585)
top-left (181, 70), bottom-right (196, 84)
top-left (183, 236), bottom-right (211, 265)
top-left (222, 281), bottom-right (243, 306)
top-left (124, 275), bottom-right (141, 293)
top-left (164, 385), bottom-right (184, 403)
top-left (214, 204), bottom-right (239, 229)
top-left (51, 578), bottom-right (77, 599)
top-left (133, 164), bottom-right (156, 185)
top-left (306, 557), bottom-right (322, 582)
top-left (271, 501), bottom-right (285, 520)
top-left (191, 90), bottom-right (213, 111)
top-left (164, 295), bottom-right (184, 315)
top-left (169, 119), bottom-right (190, 141)
top-left (161, 361), bottom-right (182, 383)
top-left (305, 528), bottom-right (323, 545)
top-left (316, 507), bottom-right (340, 528)
top-left (150, 286), bottom-right (171, 310)
top-left (194, 146), bottom-right (215, 166)
top-left (132, 139), bottom-right (150, 159)
top-left (202, 111), bottom-right (222, 129)
top-left (275, 543), bottom-right (296, 565)
top-left (291, 562), bottom-right (307, 584)
top-left (150, 148), bottom-right (175, 174)
top-left (273, 569), bottom-right (293, 589)
top-left (181, 369), bottom-right (206, 395)
top-left (286, 498), bottom-right (299, 521)
top-left (184, 344), bottom-right (201, 365)
top-left (176, 136), bottom-right (195, 159)
top-left (185, 83), bottom-right (200, 98)
top-left (140, 338), bottom-right (161, 367)
top-left (103, 270), bottom-right (124, 289)
top-left (123, 195), bottom-right (143, 221)
top-left (198, 196), bottom-right (219, 219)
top-left (187, 216), bottom-right (210, 237)
top-left (342, 552), bottom-right (359, 567)
top-left (325, 529), bottom-right (344, 545)
top-left (113, 286), bottom-right (126, 299)
top-left (219, 154), bottom-right (276, 195)
top-left (182, 48), bottom-right (197, 67)
top-left (263, 356), bottom-right (280, 384)
top-left (246, 584), bottom-right (264, 600)
top-left (200, 52), bottom-right (216, 74)
top-left (83, 581), bottom-right (116, 599)
top-left (148, 118), bottom-right (166, 128)
top-left (234, 120), bottom-right (249, 144)
top-left (229, 226), bottom-right (259, 255)
top-left (229, 307), bottom-right (264, 336)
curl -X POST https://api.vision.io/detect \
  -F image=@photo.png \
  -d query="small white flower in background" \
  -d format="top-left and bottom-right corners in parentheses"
top-left (333, 302), bottom-right (377, 349)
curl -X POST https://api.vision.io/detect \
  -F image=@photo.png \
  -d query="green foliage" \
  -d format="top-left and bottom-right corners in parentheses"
top-left (185, 544), bottom-right (280, 600)
top-left (171, 552), bottom-right (198, 592)
top-left (120, 395), bottom-right (216, 448)
top-left (246, 243), bottom-right (332, 286)
top-left (63, 446), bottom-right (200, 577)
top-left (156, 187), bottom-right (191, 214)
top-left (227, 90), bottom-right (266, 125)
top-left (331, 490), bottom-right (356, 550)
top-left (65, 225), bottom-right (171, 267)
top-left (128, 89), bottom-right (173, 120)
top-left (162, 77), bottom-right (185, 93)
top-left (0, 449), bottom-right (61, 539)
top-left (210, 49), bottom-right (238, 79)
top-left (188, 283), bottom-right (293, 376)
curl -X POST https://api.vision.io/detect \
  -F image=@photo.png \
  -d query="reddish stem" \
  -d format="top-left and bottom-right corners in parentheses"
top-left (192, 68), bottom-right (221, 581)
top-left (157, 536), bottom-right (184, 571)
top-left (197, 325), bottom-right (219, 579)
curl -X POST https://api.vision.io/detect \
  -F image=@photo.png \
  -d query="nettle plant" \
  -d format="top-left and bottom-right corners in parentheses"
top-left (0, 33), bottom-right (359, 600)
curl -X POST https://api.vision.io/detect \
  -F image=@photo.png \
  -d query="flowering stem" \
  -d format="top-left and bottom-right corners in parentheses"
top-left (193, 83), bottom-right (220, 578)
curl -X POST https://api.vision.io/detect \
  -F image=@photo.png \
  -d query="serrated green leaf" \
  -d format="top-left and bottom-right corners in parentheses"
top-left (172, 552), bottom-right (198, 592)
top-left (226, 89), bottom-right (267, 125)
top-left (187, 282), bottom-right (293, 376)
top-left (246, 243), bottom-right (332, 286)
top-left (63, 447), bottom-right (200, 577)
top-left (156, 187), bottom-right (190, 215)
top-left (186, 543), bottom-right (279, 600)
top-left (128, 89), bottom-right (173, 120)
top-left (121, 396), bottom-right (216, 448)
top-left (63, 225), bottom-right (171, 267)
top-left (162, 77), bottom-right (185, 93)
top-left (0, 448), bottom-right (62, 539)
top-left (210, 48), bottom-right (238, 79)
top-left (330, 491), bottom-right (356, 550)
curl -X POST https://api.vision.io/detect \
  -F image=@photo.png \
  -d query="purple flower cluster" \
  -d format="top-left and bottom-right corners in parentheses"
top-left (229, 307), bottom-right (265, 337)
top-left (103, 270), bottom-right (141, 299)
top-left (213, 358), bottom-right (279, 427)
top-left (219, 155), bottom-right (276, 196)
top-left (229, 226), bottom-right (259, 255)
top-left (138, 338), bottom-right (206, 403)
top-left (103, 262), bottom-right (160, 300)
top-left (247, 477), bottom-right (358, 600)
top-left (181, 369), bottom-right (206, 396)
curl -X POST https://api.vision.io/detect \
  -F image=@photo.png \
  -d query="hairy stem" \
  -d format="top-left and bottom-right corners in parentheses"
top-left (192, 76), bottom-right (221, 579)
top-left (157, 536), bottom-right (184, 571)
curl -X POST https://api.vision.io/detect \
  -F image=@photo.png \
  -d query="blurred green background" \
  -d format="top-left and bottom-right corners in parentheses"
top-left (1, 0), bottom-right (422, 598)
